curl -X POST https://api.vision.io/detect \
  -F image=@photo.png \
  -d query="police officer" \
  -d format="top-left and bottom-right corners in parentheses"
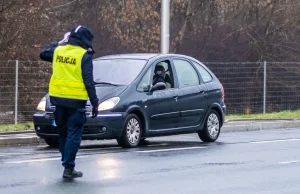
top-left (40, 25), bottom-right (99, 178)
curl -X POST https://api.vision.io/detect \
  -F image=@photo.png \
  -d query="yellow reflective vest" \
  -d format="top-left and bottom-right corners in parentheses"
top-left (49, 45), bottom-right (89, 100)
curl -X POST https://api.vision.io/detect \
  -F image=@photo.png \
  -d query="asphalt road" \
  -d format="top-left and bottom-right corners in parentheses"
top-left (0, 128), bottom-right (300, 194)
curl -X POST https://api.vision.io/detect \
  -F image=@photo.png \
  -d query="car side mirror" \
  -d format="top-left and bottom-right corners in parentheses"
top-left (150, 82), bottom-right (166, 92)
top-left (142, 85), bottom-right (151, 92)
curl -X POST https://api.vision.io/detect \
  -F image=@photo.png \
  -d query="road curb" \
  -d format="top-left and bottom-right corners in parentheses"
top-left (0, 130), bottom-right (35, 135)
top-left (1, 120), bottom-right (300, 146)
top-left (0, 136), bottom-right (44, 146)
top-left (222, 120), bottom-right (300, 132)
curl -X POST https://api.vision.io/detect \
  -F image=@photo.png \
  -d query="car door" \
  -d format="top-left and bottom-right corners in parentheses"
top-left (172, 58), bottom-right (208, 129)
top-left (136, 59), bottom-right (180, 131)
top-left (146, 88), bottom-right (179, 131)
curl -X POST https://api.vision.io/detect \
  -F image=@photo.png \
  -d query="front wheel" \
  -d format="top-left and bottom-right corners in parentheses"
top-left (198, 110), bottom-right (221, 142)
top-left (44, 138), bottom-right (59, 147)
top-left (117, 114), bottom-right (142, 148)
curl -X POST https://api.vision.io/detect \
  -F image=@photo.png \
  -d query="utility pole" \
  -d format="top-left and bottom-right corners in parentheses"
top-left (161, 0), bottom-right (170, 54)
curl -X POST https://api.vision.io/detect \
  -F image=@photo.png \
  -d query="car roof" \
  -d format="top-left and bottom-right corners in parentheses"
top-left (94, 53), bottom-right (160, 60)
top-left (94, 53), bottom-right (198, 61)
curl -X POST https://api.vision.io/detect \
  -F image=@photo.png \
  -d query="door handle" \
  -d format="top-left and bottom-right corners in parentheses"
top-left (173, 96), bottom-right (178, 101)
top-left (200, 90), bottom-right (205, 94)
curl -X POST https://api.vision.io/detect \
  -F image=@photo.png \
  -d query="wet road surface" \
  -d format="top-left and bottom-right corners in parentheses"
top-left (1, 128), bottom-right (300, 194)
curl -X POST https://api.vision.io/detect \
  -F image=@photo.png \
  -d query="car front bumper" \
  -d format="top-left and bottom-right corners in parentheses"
top-left (33, 111), bottom-right (126, 140)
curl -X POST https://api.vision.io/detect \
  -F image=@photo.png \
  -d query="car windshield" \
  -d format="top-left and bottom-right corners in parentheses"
top-left (93, 59), bottom-right (147, 85)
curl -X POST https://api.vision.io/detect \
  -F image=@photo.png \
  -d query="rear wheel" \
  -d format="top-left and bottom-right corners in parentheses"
top-left (117, 114), bottom-right (142, 148)
top-left (198, 110), bottom-right (221, 142)
top-left (44, 138), bottom-right (59, 147)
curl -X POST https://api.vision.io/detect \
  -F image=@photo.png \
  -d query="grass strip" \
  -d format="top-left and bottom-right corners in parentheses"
top-left (0, 122), bottom-right (34, 132)
top-left (226, 110), bottom-right (300, 120)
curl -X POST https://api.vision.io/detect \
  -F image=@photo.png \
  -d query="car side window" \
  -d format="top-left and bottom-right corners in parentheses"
top-left (137, 67), bottom-right (152, 92)
top-left (192, 61), bottom-right (213, 83)
top-left (173, 59), bottom-right (200, 88)
top-left (152, 60), bottom-right (175, 89)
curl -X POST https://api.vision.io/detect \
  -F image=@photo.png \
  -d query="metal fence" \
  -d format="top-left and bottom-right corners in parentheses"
top-left (0, 61), bottom-right (51, 124)
top-left (207, 62), bottom-right (300, 114)
top-left (1, 60), bottom-right (300, 124)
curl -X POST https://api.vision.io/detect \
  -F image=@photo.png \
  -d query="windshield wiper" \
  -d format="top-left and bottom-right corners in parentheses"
top-left (94, 81), bottom-right (120, 86)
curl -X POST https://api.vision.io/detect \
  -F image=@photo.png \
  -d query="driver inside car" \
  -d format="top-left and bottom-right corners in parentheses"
top-left (153, 65), bottom-right (166, 86)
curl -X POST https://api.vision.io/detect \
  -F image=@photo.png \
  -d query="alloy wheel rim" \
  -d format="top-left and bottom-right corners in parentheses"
top-left (126, 118), bottom-right (141, 144)
top-left (207, 113), bottom-right (219, 138)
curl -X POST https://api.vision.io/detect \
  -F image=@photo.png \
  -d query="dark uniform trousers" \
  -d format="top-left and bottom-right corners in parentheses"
top-left (54, 106), bottom-right (86, 169)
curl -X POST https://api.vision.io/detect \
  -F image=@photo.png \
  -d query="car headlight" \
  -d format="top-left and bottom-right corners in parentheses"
top-left (98, 97), bottom-right (120, 111)
top-left (37, 96), bottom-right (46, 111)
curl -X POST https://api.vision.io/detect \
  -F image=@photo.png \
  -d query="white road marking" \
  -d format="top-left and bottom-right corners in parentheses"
top-left (4, 155), bottom-right (88, 164)
top-left (0, 153), bottom-right (29, 155)
top-left (278, 160), bottom-right (300, 164)
top-left (80, 147), bottom-right (120, 151)
top-left (136, 146), bottom-right (207, 153)
top-left (0, 151), bottom-right (58, 156)
top-left (80, 143), bottom-right (169, 150)
top-left (249, 138), bottom-right (300, 144)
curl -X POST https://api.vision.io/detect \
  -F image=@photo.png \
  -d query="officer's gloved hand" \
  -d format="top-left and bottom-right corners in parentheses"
top-left (58, 32), bottom-right (70, 45)
top-left (91, 106), bottom-right (99, 118)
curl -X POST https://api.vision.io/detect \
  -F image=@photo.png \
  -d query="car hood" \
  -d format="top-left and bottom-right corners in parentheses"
top-left (45, 85), bottom-right (127, 110)
top-left (89, 85), bottom-right (127, 105)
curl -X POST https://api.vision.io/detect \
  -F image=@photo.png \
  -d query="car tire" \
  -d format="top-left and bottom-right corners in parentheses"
top-left (44, 138), bottom-right (59, 147)
top-left (117, 114), bottom-right (142, 148)
top-left (198, 110), bottom-right (221, 142)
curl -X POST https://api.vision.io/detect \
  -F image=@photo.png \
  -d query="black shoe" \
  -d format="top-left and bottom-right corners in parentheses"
top-left (63, 168), bottom-right (83, 179)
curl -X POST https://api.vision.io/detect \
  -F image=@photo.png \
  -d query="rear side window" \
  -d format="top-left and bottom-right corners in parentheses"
top-left (192, 62), bottom-right (213, 83)
top-left (173, 59), bottom-right (199, 88)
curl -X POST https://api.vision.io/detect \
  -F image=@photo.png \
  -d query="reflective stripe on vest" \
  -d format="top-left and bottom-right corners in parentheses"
top-left (49, 45), bottom-right (88, 100)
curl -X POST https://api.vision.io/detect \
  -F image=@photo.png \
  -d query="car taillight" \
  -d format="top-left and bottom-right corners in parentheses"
top-left (221, 84), bottom-right (225, 102)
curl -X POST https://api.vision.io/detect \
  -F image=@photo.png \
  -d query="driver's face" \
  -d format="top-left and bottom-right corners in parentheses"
top-left (156, 70), bottom-right (162, 75)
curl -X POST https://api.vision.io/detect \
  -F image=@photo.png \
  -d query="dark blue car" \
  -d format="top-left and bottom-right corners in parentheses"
top-left (33, 54), bottom-right (226, 148)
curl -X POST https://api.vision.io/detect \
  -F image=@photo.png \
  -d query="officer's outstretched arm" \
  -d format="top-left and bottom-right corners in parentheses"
top-left (40, 42), bottom-right (58, 62)
top-left (81, 53), bottom-right (99, 107)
